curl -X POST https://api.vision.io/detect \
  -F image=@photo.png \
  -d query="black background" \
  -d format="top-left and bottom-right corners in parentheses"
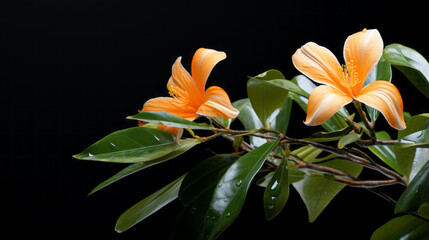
top-left (2, 0), bottom-right (429, 239)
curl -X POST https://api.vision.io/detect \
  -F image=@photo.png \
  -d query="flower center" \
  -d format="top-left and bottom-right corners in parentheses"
top-left (168, 85), bottom-right (199, 110)
top-left (168, 85), bottom-right (191, 102)
top-left (337, 59), bottom-right (361, 88)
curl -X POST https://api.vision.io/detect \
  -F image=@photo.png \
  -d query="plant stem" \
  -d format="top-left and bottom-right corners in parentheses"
top-left (201, 125), bottom-right (406, 187)
top-left (354, 101), bottom-right (377, 143)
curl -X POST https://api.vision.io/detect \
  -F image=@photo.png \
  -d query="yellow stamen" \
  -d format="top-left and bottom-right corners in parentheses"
top-left (337, 59), bottom-right (361, 88)
top-left (168, 85), bottom-right (189, 100)
top-left (167, 85), bottom-right (198, 110)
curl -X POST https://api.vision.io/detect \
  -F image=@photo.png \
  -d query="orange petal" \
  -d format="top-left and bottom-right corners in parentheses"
top-left (196, 86), bottom-right (239, 119)
top-left (142, 97), bottom-right (198, 121)
top-left (305, 85), bottom-right (353, 126)
top-left (167, 57), bottom-right (203, 105)
top-left (191, 48), bottom-right (226, 96)
top-left (343, 29), bottom-right (383, 95)
top-left (292, 42), bottom-right (347, 93)
top-left (355, 81), bottom-right (406, 130)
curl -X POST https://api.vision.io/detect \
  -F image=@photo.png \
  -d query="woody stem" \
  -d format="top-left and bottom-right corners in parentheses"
top-left (354, 101), bottom-right (376, 143)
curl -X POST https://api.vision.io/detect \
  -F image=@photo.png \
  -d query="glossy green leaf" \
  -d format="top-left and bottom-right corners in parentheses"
top-left (257, 168), bottom-right (305, 187)
top-left (115, 174), bottom-right (186, 233)
top-left (179, 154), bottom-right (238, 205)
top-left (88, 139), bottom-right (200, 195)
top-left (270, 97), bottom-right (293, 135)
top-left (383, 43), bottom-right (429, 98)
top-left (203, 140), bottom-right (279, 239)
top-left (368, 131), bottom-right (402, 175)
top-left (395, 160), bottom-right (429, 215)
top-left (172, 155), bottom-right (238, 240)
top-left (232, 98), bottom-right (265, 147)
top-left (292, 159), bottom-right (363, 222)
top-left (292, 146), bottom-right (323, 163)
top-left (263, 158), bottom-right (289, 220)
top-left (384, 44), bottom-right (429, 99)
top-left (73, 127), bottom-right (192, 163)
top-left (337, 132), bottom-right (361, 149)
top-left (395, 129), bottom-right (429, 181)
top-left (290, 75), bottom-right (349, 131)
top-left (305, 125), bottom-right (354, 143)
top-left (398, 113), bottom-right (429, 140)
top-left (127, 111), bottom-right (215, 130)
top-left (268, 79), bottom-right (309, 97)
top-left (247, 79), bottom-right (289, 126)
top-left (371, 215), bottom-right (429, 240)
top-left (396, 129), bottom-right (429, 148)
top-left (251, 69), bottom-right (286, 81)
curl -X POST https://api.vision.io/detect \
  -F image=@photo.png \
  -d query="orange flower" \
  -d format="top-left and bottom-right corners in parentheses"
top-left (141, 48), bottom-right (239, 136)
top-left (292, 29), bottom-right (406, 130)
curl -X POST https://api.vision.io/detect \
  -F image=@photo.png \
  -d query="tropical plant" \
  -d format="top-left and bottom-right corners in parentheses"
top-left (74, 29), bottom-right (429, 239)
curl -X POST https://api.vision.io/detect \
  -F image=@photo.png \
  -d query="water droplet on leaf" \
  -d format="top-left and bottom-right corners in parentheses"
top-left (236, 180), bottom-right (243, 186)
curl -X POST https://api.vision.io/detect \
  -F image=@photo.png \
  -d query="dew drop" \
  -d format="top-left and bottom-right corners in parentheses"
top-left (236, 180), bottom-right (243, 186)
top-left (223, 198), bottom-right (228, 203)
top-left (268, 204), bottom-right (274, 210)
top-left (226, 212), bottom-right (231, 217)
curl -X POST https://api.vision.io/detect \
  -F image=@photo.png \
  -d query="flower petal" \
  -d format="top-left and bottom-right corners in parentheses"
top-left (196, 86), bottom-right (239, 119)
top-left (343, 29), bottom-right (383, 95)
top-left (191, 48), bottom-right (227, 96)
top-left (167, 57), bottom-right (203, 105)
top-left (305, 85), bottom-right (353, 126)
top-left (292, 42), bottom-right (348, 93)
top-left (355, 81), bottom-right (406, 130)
top-left (142, 97), bottom-right (198, 121)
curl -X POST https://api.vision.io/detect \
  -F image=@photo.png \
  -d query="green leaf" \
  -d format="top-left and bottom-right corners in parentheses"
top-left (127, 111), bottom-right (215, 130)
top-left (73, 127), bottom-right (197, 163)
top-left (271, 97), bottom-right (293, 135)
top-left (172, 155), bottom-right (238, 240)
top-left (88, 139), bottom-right (200, 195)
top-left (396, 129), bottom-right (429, 149)
top-left (268, 79), bottom-right (309, 97)
top-left (337, 132), bottom-right (361, 149)
top-left (203, 140), bottom-right (279, 239)
top-left (368, 131), bottom-right (402, 175)
top-left (115, 174), bottom-right (186, 233)
top-left (179, 154), bottom-right (238, 205)
top-left (384, 43), bottom-right (429, 99)
top-left (292, 146), bottom-right (323, 163)
top-left (398, 113), bottom-right (429, 140)
top-left (263, 158), bottom-right (289, 220)
top-left (395, 160), bottom-right (429, 216)
top-left (251, 69), bottom-right (286, 81)
top-left (232, 98), bottom-right (265, 147)
top-left (247, 79), bottom-right (289, 126)
top-left (395, 129), bottom-right (429, 181)
top-left (305, 125), bottom-right (353, 143)
top-left (290, 75), bottom-right (349, 131)
top-left (292, 159), bottom-right (363, 222)
top-left (363, 55), bottom-right (392, 122)
top-left (371, 215), bottom-right (429, 240)
top-left (256, 168), bottom-right (305, 187)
